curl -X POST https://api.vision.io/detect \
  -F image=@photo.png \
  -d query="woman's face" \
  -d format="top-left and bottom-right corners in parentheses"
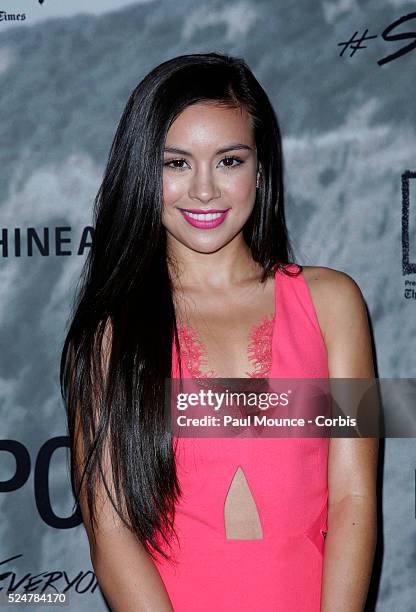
top-left (162, 101), bottom-right (259, 255)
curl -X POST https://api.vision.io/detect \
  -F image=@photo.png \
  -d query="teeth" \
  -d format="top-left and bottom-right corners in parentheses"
top-left (183, 211), bottom-right (225, 220)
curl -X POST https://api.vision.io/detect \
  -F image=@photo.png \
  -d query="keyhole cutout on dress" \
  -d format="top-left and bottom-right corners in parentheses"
top-left (224, 465), bottom-right (263, 540)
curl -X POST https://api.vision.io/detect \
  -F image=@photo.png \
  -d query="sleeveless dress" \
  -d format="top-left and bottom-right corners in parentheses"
top-left (153, 263), bottom-right (330, 611)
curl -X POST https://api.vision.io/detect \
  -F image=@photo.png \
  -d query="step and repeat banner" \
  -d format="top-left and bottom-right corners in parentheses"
top-left (0, 1), bottom-right (415, 610)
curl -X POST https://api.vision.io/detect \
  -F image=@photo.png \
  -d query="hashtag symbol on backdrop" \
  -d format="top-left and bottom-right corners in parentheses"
top-left (338, 29), bottom-right (378, 57)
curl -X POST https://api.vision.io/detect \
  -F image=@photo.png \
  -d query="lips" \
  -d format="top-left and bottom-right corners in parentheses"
top-left (180, 209), bottom-right (228, 213)
top-left (179, 208), bottom-right (230, 229)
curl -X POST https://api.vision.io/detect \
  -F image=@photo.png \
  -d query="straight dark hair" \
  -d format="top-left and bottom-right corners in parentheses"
top-left (60, 52), bottom-right (301, 563)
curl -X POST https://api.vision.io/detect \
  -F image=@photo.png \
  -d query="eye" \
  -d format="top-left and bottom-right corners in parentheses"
top-left (163, 156), bottom-right (244, 171)
top-left (218, 156), bottom-right (244, 168)
top-left (164, 158), bottom-right (189, 170)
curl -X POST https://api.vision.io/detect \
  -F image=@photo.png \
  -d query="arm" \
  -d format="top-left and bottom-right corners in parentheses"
top-left (309, 268), bottom-right (378, 612)
top-left (72, 324), bottom-right (174, 612)
top-left (78, 458), bottom-right (174, 612)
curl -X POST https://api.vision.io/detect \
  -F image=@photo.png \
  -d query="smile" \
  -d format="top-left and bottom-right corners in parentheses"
top-left (179, 208), bottom-right (230, 229)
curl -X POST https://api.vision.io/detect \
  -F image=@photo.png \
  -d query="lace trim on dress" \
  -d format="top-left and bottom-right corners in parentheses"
top-left (176, 323), bottom-right (217, 378)
top-left (245, 314), bottom-right (275, 378)
top-left (176, 314), bottom-right (275, 379)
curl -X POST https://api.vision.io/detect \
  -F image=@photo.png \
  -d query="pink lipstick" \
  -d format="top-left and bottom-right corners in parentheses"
top-left (179, 208), bottom-right (230, 229)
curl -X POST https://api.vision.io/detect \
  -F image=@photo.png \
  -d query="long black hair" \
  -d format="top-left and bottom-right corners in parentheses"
top-left (60, 52), bottom-right (300, 563)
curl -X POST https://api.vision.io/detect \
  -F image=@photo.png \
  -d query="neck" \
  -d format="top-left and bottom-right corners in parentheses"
top-left (167, 234), bottom-right (263, 292)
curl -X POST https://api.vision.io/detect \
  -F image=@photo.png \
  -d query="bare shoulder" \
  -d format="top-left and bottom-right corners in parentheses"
top-left (301, 265), bottom-right (364, 298)
top-left (301, 265), bottom-right (368, 346)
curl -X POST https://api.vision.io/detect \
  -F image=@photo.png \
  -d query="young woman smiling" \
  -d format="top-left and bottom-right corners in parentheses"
top-left (61, 52), bottom-right (378, 611)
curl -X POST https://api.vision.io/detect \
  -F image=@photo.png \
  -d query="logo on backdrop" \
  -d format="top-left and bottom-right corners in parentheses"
top-left (0, 437), bottom-right (82, 528)
top-left (0, 11), bottom-right (26, 22)
top-left (0, 554), bottom-right (100, 599)
top-left (402, 170), bottom-right (416, 299)
top-left (338, 12), bottom-right (416, 65)
top-left (0, 226), bottom-right (93, 257)
top-left (0, 438), bottom-right (101, 600)
top-left (0, 1), bottom-right (46, 24)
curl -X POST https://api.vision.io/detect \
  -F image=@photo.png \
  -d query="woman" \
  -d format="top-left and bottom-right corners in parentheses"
top-left (60, 52), bottom-right (378, 611)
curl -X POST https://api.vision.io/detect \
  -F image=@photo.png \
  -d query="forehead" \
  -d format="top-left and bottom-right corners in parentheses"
top-left (165, 102), bottom-right (255, 148)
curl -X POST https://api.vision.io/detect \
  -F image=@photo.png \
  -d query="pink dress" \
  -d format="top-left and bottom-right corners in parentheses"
top-left (153, 263), bottom-right (330, 611)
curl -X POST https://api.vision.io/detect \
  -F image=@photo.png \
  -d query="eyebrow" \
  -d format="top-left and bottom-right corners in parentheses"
top-left (163, 144), bottom-right (254, 156)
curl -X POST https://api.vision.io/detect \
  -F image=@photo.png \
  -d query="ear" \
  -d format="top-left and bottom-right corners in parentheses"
top-left (256, 163), bottom-right (263, 188)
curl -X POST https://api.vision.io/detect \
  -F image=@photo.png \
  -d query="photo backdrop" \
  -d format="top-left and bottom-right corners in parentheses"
top-left (0, 1), bottom-right (415, 610)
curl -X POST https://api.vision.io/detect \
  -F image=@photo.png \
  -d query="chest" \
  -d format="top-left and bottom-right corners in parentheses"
top-left (174, 277), bottom-right (276, 379)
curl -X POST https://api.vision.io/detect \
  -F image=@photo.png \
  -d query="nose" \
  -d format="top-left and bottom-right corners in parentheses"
top-left (188, 167), bottom-right (221, 204)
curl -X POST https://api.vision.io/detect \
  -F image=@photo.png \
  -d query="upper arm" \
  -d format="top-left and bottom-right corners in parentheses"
top-left (306, 267), bottom-right (379, 508)
top-left (70, 319), bottom-right (132, 553)
top-left (69, 323), bottom-right (175, 610)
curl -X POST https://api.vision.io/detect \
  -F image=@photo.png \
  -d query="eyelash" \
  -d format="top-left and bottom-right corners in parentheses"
top-left (163, 156), bottom-right (244, 170)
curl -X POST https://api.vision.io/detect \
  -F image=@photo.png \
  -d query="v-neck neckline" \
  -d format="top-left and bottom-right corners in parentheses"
top-left (176, 268), bottom-right (279, 380)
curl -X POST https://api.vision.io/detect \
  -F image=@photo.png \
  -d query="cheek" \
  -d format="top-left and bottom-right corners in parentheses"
top-left (163, 174), bottom-right (184, 206)
top-left (225, 173), bottom-right (256, 204)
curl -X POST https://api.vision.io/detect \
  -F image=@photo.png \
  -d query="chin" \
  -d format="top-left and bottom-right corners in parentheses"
top-left (186, 241), bottom-right (226, 255)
